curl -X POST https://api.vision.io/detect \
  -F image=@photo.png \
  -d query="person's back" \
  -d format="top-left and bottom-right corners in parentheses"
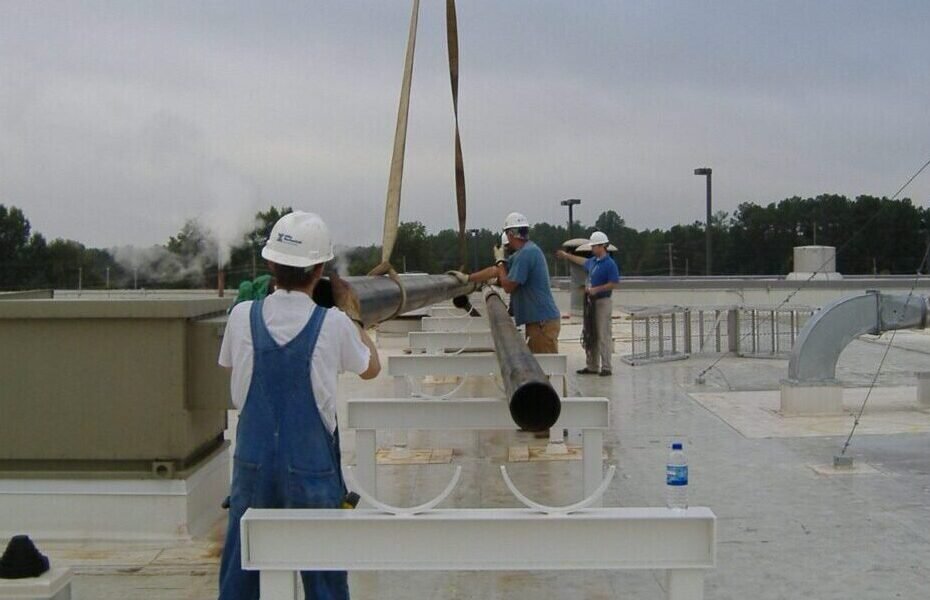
top-left (218, 211), bottom-right (380, 600)
top-left (507, 241), bottom-right (560, 327)
top-left (461, 212), bottom-right (562, 356)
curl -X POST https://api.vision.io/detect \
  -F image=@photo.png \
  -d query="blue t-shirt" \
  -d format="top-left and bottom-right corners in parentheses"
top-left (584, 255), bottom-right (621, 298)
top-left (506, 241), bottom-right (561, 326)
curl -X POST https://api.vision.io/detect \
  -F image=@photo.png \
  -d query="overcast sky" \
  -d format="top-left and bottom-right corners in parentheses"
top-left (1, 0), bottom-right (928, 248)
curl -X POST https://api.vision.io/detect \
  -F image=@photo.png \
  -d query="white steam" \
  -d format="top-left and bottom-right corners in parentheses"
top-left (110, 244), bottom-right (216, 287)
top-left (203, 169), bottom-right (260, 269)
top-left (332, 245), bottom-right (352, 277)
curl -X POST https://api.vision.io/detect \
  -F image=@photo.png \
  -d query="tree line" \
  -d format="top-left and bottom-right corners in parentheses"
top-left (0, 194), bottom-right (926, 292)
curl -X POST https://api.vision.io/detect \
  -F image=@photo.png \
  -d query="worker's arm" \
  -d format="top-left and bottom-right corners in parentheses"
top-left (555, 249), bottom-right (587, 267)
top-left (355, 324), bottom-right (381, 380)
top-left (467, 265), bottom-right (500, 283)
top-left (497, 264), bottom-right (519, 294)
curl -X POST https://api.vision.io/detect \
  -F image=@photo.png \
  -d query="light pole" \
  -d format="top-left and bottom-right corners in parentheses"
top-left (560, 198), bottom-right (581, 238)
top-left (467, 228), bottom-right (480, 271)
top-left (694, 168), bottom-right (712, 276)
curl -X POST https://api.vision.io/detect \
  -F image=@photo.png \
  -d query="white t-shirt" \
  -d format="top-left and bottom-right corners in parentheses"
top-left (218, 289), bottom-right (371, 433)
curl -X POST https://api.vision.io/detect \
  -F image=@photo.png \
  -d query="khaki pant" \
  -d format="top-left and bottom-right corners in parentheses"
top-left (525, 319), bottom-right (560, 354)
top-left (585, 297), bottom-right (613, 371)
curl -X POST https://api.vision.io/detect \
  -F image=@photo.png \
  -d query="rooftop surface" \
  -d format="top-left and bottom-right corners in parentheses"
top-left (30, 315), bottom-right (930, 599)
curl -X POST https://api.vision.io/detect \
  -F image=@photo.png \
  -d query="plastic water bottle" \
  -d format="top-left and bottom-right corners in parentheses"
top-left (666, 442), bottom-right (688, 510)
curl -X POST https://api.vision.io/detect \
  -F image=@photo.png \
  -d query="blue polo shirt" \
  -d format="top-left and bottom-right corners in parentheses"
top-left (584, 254), bottom-right (621, 298)
top-left (506, 241), bottom-right (561, 326)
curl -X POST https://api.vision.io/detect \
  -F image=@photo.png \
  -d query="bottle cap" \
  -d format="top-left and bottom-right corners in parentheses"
top-left (672, 443), bottom-right (683, 450)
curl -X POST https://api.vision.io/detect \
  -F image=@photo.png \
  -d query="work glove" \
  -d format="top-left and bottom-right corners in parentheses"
top-left (446, 270), bottom-right (470, 285)
top-left (493, 244), bottom-right (506, 264)
top-left (228, 274), bottom-right (272, 314)
top-left (330, 273), bottom-right (363, 323)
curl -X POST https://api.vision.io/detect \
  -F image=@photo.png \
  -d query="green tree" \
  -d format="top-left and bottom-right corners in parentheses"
top-left (226, 206), bottom-right (293, 285)
top-left (0, 204), bottom-right (54, 289)
top-left (393, 221), bottom-right (435, 273)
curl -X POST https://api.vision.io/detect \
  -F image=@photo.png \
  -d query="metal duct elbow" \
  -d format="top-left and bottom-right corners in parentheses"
top-left (787, 291), bottom-right (930, 383)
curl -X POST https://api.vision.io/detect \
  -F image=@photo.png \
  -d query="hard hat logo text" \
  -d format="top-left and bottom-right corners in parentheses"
top-left (276, 233), bottom-right (303, 246)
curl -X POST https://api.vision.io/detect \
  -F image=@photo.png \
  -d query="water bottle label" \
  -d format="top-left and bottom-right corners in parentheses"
top-left (666, 465), bottom-right (688, 486)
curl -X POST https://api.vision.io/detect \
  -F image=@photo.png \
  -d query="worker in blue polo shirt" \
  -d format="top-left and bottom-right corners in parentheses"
top-left (465, 212), bottom-right (562, 354)
top-left (557, 231), bottom-right (620, 375)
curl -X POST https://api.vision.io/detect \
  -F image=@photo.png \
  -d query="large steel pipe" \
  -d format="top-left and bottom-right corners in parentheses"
top-left (313, 273), bottom-right (477, 327)
top-left (483, 286), bottom-right (561, 432)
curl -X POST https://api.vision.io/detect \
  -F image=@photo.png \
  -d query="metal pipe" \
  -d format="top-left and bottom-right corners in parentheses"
top-left (312, 273), bottom-right (477, 328)
top-left (483, 286), bottom-right (561, 432)
top-left (313, 274), bottom-right (558, 430)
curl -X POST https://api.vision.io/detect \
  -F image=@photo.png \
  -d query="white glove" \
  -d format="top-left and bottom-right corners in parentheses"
top-left (446, 270), bottom-right (470, 285)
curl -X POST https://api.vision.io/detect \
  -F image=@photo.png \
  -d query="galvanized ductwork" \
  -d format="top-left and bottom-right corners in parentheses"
top-left (787, 290), bottom-right (929, 384)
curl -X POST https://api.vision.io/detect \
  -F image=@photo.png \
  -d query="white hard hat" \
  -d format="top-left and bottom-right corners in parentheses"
top-left (261, 211), bottom-right (334, 268)
top-left (500, 232), bottom-right (509, 247)
top-left (589, 231), bottom-right (610, 246)
top-left (503, 212), bottom-right (530, 231)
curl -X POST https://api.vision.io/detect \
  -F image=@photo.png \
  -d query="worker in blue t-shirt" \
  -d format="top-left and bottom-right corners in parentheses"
top-left (557, 231), bottom-right (620, 375)
top-left (463, 212), bottom-right (561, 353)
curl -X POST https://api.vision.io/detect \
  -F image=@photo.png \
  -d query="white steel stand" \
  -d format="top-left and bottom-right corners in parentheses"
top-left (420, 316), bottom-right (489, 332)
top-left (388, 375), bottom-right (411, 459)
top-left (386, 353), bottom-right (570, 461)
top-left (347, 397), bottom-right (608, 507)
top-left (407, 331), bottom-right (494, 354)
top-left (240, 507), bottom-right (716, 600)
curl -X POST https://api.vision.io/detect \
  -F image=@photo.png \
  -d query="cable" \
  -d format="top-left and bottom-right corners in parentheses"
top-left (695, 156), bottom-right (930, 383)
top-left (839, 241), bottom-right (930, 455)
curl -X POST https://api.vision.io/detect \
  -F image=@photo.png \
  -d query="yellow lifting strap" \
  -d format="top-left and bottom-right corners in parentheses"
top-left (446, 0), bottom-right (468, 271)
top-left (371, 0), bottom-right (469, 276)
top-left (371, 0), bottom-right (420, 277)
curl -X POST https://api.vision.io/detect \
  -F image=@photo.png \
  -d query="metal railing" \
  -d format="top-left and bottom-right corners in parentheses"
top-left (621, 304), bottom-right (814, 365)
top-left (733, 305), bottom-right (815, 359)
top-left (622, 305), bottom-right (694, 366)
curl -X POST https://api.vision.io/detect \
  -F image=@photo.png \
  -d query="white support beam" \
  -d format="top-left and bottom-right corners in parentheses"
top-left (388, 353), bottom-right (567, 377)
top-left (407, 331), bottom-right (494, 354)
top-left (241, 507), bottom-right (716, 600)
top-left (259, 571), bottom-right (297, 599)
top-left (583, 429), bottom-right (605, 506)
top-left (353, 429), bottom-right (377, 508)
top-left (420, 316), bottom-right (489, 332)
top-left (347, 397), bottom-right (608, 503)
top-left (347, 397), bottom-right (607, 431)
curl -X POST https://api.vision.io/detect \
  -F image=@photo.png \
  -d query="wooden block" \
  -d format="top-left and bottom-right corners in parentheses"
top-left (375, 448), bottom-right (454, 465)
top-left (507, 445), bottom-right (530, 462)
top-left (508, 445), bottom-right (607, 463)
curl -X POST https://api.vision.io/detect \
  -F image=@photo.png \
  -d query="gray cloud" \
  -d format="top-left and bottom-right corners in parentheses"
top-left (1, 0), bottom-right (928, 249)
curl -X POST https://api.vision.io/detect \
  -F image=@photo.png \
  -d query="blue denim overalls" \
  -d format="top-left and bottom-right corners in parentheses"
top-left (219, 300), bottom-right (349, 599)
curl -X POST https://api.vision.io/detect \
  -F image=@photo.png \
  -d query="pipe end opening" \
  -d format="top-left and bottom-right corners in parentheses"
top-left (510, 381), bottom-right (561, 432)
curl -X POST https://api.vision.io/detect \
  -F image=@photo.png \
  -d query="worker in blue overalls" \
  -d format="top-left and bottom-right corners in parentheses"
top-left (217, 211), bottom-right (381, 599)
